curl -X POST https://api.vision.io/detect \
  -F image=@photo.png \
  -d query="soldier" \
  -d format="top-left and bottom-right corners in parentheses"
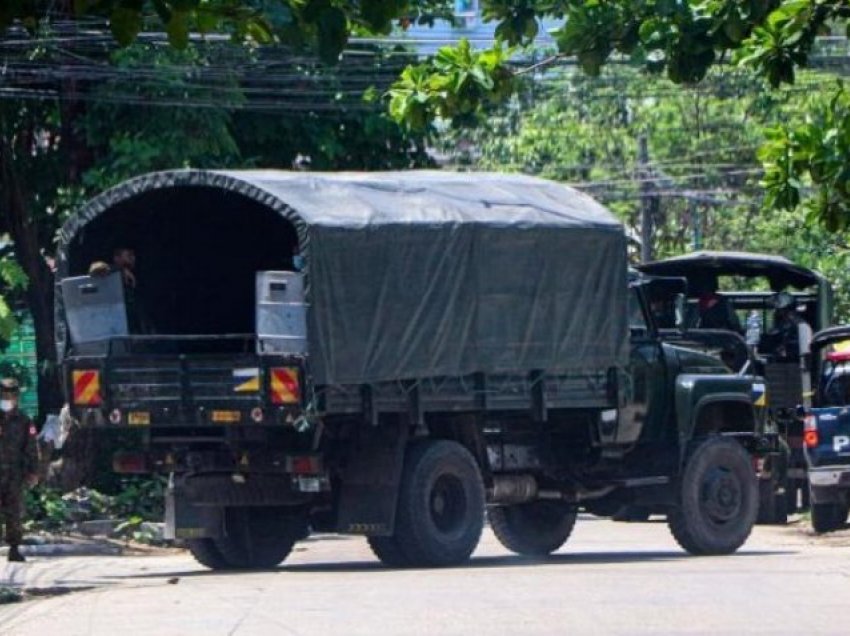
top-left (764, 291), bottom-right (807, 360)
top-left (89, 246), bottom-right (150, 333)
top-left (0, 378), bottom-right (40, 562)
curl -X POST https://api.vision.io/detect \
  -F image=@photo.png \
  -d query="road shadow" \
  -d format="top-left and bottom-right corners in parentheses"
top-left (105, 548), bottom-right (797, 580)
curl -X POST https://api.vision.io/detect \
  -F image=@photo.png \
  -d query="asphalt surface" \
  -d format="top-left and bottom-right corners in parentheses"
top-left (1, 516), bottom-right (849, 635)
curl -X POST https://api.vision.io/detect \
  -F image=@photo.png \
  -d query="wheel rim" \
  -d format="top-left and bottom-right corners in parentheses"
top-left (700, 466), bottom-right (743, 524)
top-left (429, 474), bottom-right (468, 534)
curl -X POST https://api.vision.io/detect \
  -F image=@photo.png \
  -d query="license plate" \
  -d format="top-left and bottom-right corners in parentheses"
top-left (128, 412), bottom-right (150, 426)
top-left (296, 476), bottom-right (323, 493)
top-left (212, 410), bottom-right (241, 423)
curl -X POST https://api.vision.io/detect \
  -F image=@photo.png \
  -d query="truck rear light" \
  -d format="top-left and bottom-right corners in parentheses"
top-left (109, 409), bottom-right (122, 424)
top-left (250, 407), bottom-right (264, 423)
top-left (804, 430), bottom-right (819, 448)
top-left (804, 415), bottom-right (819, 448)
top-left (113, 452), bottom-right (148, 474)
top-left (286, 455), bottom-right (322, 475)
top-left (270, 367), bottom-right (301, 405)
top-left (72, 369), bottom-right (103, 406)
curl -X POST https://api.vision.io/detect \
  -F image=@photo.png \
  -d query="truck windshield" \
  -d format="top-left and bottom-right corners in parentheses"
top-left (629, 289), bottom-right (649, 334)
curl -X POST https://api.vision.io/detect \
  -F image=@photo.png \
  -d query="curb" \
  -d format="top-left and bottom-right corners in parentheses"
top-left (0, 542), bottom-right (124, 557)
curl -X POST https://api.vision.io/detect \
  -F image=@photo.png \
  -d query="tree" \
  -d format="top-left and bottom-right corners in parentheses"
top-left (0, 100), bottom-right (72, 414)
top-left (440, 64), bottom-right (850, 318)
top-left (2, 1), bottom-right (453, 62)
top-left (385, 2), bottom-right (850, 229)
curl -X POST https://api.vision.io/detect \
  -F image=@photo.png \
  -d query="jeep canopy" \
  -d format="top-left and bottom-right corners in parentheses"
top-left (57, 170), bottom-right (628, 385)
top-left (639, 251), bottom-right (822, 290)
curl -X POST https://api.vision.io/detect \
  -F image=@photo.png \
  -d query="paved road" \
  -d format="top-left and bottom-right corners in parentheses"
top-left (1, 517), bottom-right (849, 635)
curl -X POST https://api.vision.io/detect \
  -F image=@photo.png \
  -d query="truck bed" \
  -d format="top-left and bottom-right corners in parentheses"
top-left (65, 337), bottom-right (615, 425)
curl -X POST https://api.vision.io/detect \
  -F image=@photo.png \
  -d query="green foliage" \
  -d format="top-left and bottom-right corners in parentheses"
top-left (109, 476), bottom-right (167, 520)
top-left (81, 45), bottom-right (242, 191)
top-left (0, 258), bottom-right (28, 291)
top-left (24, 478), bottom-right (167, 535)
top-left (760, 83), bottom-right (850, 231)
top-left (4, 1), bottom-right (454, 62)
top-left (10, 1), bottom-right (850, 231)
top-left (25, 487), bottom-right (72, 532)
top-left (0, 251), bottom-right (29, 343)
top-left (389, 39), bottom-right (516, 129)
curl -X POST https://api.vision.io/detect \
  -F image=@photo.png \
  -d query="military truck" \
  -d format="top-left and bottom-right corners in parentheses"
top-left (802, 326), bottom-right (850, 533)
top-left (56, 170), bottom-right (773, 569)
top-left (638, 252), bottom-right (833, 524)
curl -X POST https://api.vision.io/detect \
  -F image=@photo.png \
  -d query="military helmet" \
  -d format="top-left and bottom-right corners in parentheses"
top-left (0, 378), bottom-right (21, 394)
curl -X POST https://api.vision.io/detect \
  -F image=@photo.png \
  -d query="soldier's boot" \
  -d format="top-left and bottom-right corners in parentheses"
top-left (7, 545), bottom-right (25, 562)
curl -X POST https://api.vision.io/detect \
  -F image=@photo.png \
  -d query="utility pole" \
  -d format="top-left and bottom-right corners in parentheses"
top-left (638, 136), bottom-right (654, 263)
top-left (690, 198), bottom-right (703, 250)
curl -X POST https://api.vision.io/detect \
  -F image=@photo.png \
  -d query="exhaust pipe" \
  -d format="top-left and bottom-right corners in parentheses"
top-left (489, 475), bottom-right (538, 504)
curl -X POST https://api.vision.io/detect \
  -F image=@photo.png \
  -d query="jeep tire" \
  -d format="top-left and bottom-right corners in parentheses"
top-left (811, 501), bottom-right (849, 534)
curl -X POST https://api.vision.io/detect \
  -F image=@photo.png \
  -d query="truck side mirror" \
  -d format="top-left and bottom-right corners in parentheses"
top-left (674, 293), bottom-right (687, 333)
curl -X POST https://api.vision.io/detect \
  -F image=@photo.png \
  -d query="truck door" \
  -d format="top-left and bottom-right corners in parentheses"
top-left (60, 273), bottom-right (128, 353)
top-left (255, 271), bottom-right (308, 355)
top-left (617, 288), bottom-right (668, 445)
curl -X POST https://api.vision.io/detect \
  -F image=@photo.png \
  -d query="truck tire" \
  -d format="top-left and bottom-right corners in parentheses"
top-left (391, 440), bottom-right (485, 568)
top-left (213, 507), bottom-right (304, 569)
top-left (367, 535), bottom-right (412, 568)
top-left (811, 501), bottom-right (849, 534)
top-left (488, 501), bottom-right (577, 556)
top-left (187, 538), bottom-right (232, 570)
top-left (668, 437), bottom-right (758, 556)
top-left (756, 479), bottom-right (788, 526)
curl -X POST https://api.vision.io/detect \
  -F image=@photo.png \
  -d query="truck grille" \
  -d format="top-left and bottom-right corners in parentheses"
top-left (107, 357), bottom-right (264, 409)
top-left (109, 360), bottom-right (182, 405)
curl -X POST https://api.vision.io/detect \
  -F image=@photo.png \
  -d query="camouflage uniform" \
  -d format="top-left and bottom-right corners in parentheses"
top-left (0, 404), bottom-right (39, 547)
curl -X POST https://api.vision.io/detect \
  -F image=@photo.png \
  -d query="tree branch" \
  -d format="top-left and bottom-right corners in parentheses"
top-left (513, 54), bottom-right (567, 76)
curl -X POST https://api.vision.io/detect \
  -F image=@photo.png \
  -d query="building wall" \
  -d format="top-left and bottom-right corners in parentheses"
top-left (2, 316), bottom-right (39, 417)
top-left (391, 2), bottom-right (559, 55)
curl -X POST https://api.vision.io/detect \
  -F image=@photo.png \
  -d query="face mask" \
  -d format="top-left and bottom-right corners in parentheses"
top-left (0, 400), bottom-right (14, 413)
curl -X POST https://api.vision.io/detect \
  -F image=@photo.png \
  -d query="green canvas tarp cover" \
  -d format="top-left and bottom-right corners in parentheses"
top-left (57, 170), bottom-right (628, 385)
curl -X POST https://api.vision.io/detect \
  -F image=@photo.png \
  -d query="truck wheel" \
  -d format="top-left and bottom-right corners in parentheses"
top-left (213, 507), bottom-right (304, 569)
top-left (488, 501), bottom-right (577, 556)
top-left (668, 437), bottom-right (758, 556)
top-left (367, 536), bottom-right (412, 568)
top-left (756, 479), bottom-right (788, 525)
top-left (391, 440), bottom-right (485, 568)
top-left (811, 501), bottom-right (848, 534)
top-left (187, 538), bottom-right (232, 570)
